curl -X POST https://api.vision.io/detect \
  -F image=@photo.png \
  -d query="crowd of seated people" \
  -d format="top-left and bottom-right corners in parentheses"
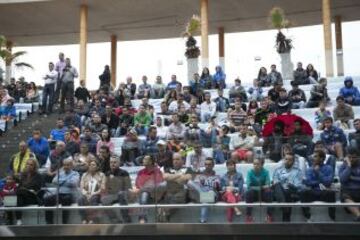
top-left (1, 56), bottom-right (360, 226)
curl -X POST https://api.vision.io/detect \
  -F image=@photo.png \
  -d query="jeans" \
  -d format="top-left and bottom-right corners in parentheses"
top-left (78, 194), bottom-right (101, 222)
top-left (44, 193), bottom-right (73, 224)
top-left (60, 81), bottom-right (74, 112)
top-left (135, 126), bottom-right (148, 136)
top-left (300, 189), bottom-right (336, 220)
top-left (42, 83), bottom-right (55, 113)
top-left (54, 78), bottom-right (62, 104)
top-left (273, 183), bottom-right (299, 222)
top-left (245, 189), bottom-right (273, 217)
top-left (101, 191), bottom-right (131, 223)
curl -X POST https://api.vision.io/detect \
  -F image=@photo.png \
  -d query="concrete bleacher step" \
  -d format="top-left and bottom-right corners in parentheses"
top-left (0, 112), bottom-right (61, 178)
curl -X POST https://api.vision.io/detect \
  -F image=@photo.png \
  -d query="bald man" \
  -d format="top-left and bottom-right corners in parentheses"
top-left (45, 141), bottom-right (71, 182)
top-left (44, 158), bottom-right (80, 224)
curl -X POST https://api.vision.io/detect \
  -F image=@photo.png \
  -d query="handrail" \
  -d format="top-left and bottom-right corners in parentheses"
top-left (1, 202), bottom-right (360, 211)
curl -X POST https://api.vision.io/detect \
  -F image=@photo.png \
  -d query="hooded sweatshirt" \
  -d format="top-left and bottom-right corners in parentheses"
top-left (339, 77), bottom-right (360, 102)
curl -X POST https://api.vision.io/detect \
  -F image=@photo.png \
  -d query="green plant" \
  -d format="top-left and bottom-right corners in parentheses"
top-left (183, 15), bottom-right (201, 59)
top-left (0, 35), bottom-right (33, 82)
top-left (269, 7), bottom-right (293, 54)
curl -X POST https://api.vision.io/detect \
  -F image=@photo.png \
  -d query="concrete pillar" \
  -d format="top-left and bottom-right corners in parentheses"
top-left (79, 4), bottom-right (88, 84)
top-left (322, 0), bottom-right (334, 77)
top-left (200, 0), bottom-right (209, 68)
top-left (335, 15), bottom-right (344, 76)
top-left (218, 27), bottom-right (225, 70)
top-left (110, 35), bottom-right (117, 89)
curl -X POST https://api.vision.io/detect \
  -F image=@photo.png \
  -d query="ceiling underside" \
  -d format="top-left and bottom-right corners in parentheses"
top-left (1, 0), bottom-right (359, 46)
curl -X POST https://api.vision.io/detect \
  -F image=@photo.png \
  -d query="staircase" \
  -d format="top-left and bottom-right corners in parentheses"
top-left (0, 112), bottom-right (59, 178)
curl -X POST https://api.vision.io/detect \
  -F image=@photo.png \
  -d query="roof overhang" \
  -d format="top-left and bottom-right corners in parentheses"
top-left (1, 0), bottom-right (360, 46)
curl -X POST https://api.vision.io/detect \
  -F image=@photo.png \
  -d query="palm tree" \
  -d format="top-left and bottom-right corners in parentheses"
top-left (0, 35), bottom-right (33, 83)
top-left (269, 7), bottom-right (293, 54)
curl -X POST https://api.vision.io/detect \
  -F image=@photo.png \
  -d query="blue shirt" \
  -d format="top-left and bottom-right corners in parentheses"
top-left (50, 127), bottom-right (68, 142)
top-left (273, 165), bottom-right (303, 190)
top-left (27, 137), bottom-right (50, 160)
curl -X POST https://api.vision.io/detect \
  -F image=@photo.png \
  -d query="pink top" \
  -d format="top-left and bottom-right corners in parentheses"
top-left (96, 140), bottom-right (115, 155)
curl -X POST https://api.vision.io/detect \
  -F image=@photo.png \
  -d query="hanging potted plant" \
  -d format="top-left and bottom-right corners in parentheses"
top-left (182, 15), bottom-right (201, 81)
top-left (269, 7), bottom-right (294, 80)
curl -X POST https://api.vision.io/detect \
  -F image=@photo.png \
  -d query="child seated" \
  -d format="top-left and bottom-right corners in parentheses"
top-left (0, 175), bottom-right (17, 225)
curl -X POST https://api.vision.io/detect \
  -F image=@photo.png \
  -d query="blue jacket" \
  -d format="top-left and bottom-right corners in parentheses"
top-left (339, 77), bottom-right (360, 102)
top-left (212, 66), bottom-right (226, 84)
top-left (27, 137), bottom-right (50, 161)
top-left (304, 164), bottom-right (334, 191)
top-left (220, 171), bottom-right (244, 194)
top-left (0, 106), bottom-right (16, 118)
top-left (339, 162), bottom-right (360, 191)
top-left (320, 126), bottom-right (347, 147)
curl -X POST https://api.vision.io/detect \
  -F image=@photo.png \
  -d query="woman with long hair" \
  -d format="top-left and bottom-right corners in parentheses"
top-left (200, 67), bottom-right (213, 89)
top-left (15, 158), bottom-right (43, 225)
top-left (96, 129), bottom-right (114, 155)
top-left (257, 67), bottom-right (270, 87)
top-left (78, 159), bottom-right (106, 224)
top-left (25, 82), bottom-right (39, 103)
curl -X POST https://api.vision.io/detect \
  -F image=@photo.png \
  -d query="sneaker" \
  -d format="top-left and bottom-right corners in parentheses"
top-left (245, 216), bottom-right (253, 223)
top-left (265, 215), bottom-right (273, 223)
top-left (234, 207), bottom-right (242, 216)
top-left (16, 220), bottom-right (22, 226)
top-left (306, 217), bottom-right (313, 223)
top-left (199, 219), bottom-right (207, 224)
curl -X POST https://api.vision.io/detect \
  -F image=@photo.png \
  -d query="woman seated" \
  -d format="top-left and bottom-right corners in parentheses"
top-left (220, 160), bottom-right (244, 222)
top-left (15, 158), bottom-right (43, 225)
top-left (96, 129), bottom-right (114, 155)
top-left (24, 82), bottom-right (39, 103)
top-left (133, 155), bottom-right (165, 223)
top-left (78, 159), bottom-right (106, 224)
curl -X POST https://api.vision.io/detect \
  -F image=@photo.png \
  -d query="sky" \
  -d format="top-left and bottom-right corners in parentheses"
top-left (4, 20), bottom-right (360, 90)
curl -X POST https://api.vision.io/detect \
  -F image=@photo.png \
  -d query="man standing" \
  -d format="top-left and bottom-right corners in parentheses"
top-left (42, 62), bottom-right (58, 114)
top-left (54, 52), bottom-right (66, 104)
top-left (60, 58), bottom-right (78, 113)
